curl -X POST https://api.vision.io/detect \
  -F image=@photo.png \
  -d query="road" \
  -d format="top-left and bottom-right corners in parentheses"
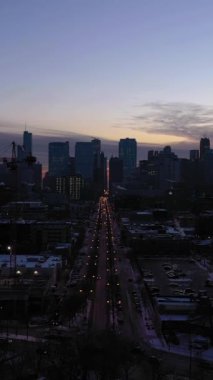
top-left (66, 195), bottom-right (213, 379)
top-left (85, 197), bottom-right (154, 379)
top-left (92, 212), bottom-right (108, 330)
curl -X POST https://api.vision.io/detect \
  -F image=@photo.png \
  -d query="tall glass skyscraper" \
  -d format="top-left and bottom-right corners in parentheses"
top-left (48, 141), bottom-right (70, 177)
top-left (118, 138), bottom-right (137, 178)
top-left (200, 137), bottom-right (210, 160)
top-left (23, 130), bottom-right (32, 156)
top-left (75, 142), bottom-right (94, 180)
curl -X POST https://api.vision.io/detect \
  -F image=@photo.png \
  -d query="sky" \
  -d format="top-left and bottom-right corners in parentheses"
top-left (0, 0), bottom-right (213, 160)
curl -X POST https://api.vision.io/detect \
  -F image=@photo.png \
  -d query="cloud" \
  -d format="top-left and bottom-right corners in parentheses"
top-left (2, 103), bottom-right (213, 168)
top-left (130, 102), bottom-right (213, 141)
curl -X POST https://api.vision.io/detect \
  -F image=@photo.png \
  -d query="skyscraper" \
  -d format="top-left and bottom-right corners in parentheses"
top-left (158, 146), bottom-right (180, 191)
top-left (200, 137), bottom-right (210, 160)
top-left (118, 138), bottom-right (137, 178)
top-left (109, 157), bottom-right (123, 189)
top-left (75, 142), bottom-right (94, 180)
top-left (48, 142), bottom-right (69, 177)
top-left (91, 138), bottom-right (101, 156)
top-left (23, 130), bottom-right (32, 156)
top-left (99, 152), bottom-right (107, 191)
top-left (92, 138), bottom-right (101, 182)
top-left (75, 139), bottom-right (106, 195)
top-left (17, 130), bottom-right (33, 161)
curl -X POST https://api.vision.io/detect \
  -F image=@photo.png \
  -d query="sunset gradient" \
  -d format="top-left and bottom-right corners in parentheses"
top-left (0, 0), bottom-right (213, 147)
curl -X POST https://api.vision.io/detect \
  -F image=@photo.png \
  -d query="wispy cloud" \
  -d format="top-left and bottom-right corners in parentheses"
top-left (129, 102), bottom-right (213, 141)
top-left (112, 102), bottom-right (213, 142)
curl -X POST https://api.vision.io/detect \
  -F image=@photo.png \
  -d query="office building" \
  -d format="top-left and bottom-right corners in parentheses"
top-left (119, 138), bottom-right (137, 178)
top-left (48, 142), bottom-right (69, 177)
top-left (158, 146), bottom-right (180, 192)
top-left (17, 130), bottom-right (33, 161)
top-left (56, 175), bottom-right (84, 200)
top-left (200, 137), bottom-right (210, 160)
top-left (92, 139), bottom-right (101, 181)
top-left (99, 152), bottom-right (107, 191)
top-left (75, 142), bottom-right (94, 181)
top-left (91, 138), bottom-right (101, 156)
top-left (23, 130), bottom-right (32, 156)
top-left (109, 157), bottom-right (123, 189)
top-left (201, 149), bottom-right (213, 186)
top-left (68, 175), bottom-right (84, 200)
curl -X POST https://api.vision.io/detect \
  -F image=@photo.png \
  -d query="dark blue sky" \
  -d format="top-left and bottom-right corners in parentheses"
top-left (0, 0), bottom-right (213, 148)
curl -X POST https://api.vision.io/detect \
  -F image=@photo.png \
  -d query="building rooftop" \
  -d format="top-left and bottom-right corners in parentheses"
top-left (0, 254), bottom-right (62, 269)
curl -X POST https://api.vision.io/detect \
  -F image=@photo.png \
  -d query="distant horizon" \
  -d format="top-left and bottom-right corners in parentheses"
top-left (0, 128), bottom-right (204, 172)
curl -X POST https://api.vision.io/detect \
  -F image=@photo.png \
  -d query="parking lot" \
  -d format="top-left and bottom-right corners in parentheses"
top-left (138, 256), bottom-right (213, 297)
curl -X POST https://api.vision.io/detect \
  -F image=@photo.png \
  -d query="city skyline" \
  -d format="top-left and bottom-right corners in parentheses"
top-left (0, 1), bottom-right (213, 147)
top-left (0, 128), bottom-right (208, 172)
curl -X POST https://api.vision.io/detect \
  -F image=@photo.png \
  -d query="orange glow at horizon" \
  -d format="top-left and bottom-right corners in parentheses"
top-left (99, 130), bottom-right (192, 146)
top-left (62, 122), bottom-right (192, 146)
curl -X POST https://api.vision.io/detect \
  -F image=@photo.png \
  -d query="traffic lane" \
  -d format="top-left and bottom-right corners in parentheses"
top-left (109, 216), bottom-right (152, 342)
top-left (91, 219), bottom-right (108, 329)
